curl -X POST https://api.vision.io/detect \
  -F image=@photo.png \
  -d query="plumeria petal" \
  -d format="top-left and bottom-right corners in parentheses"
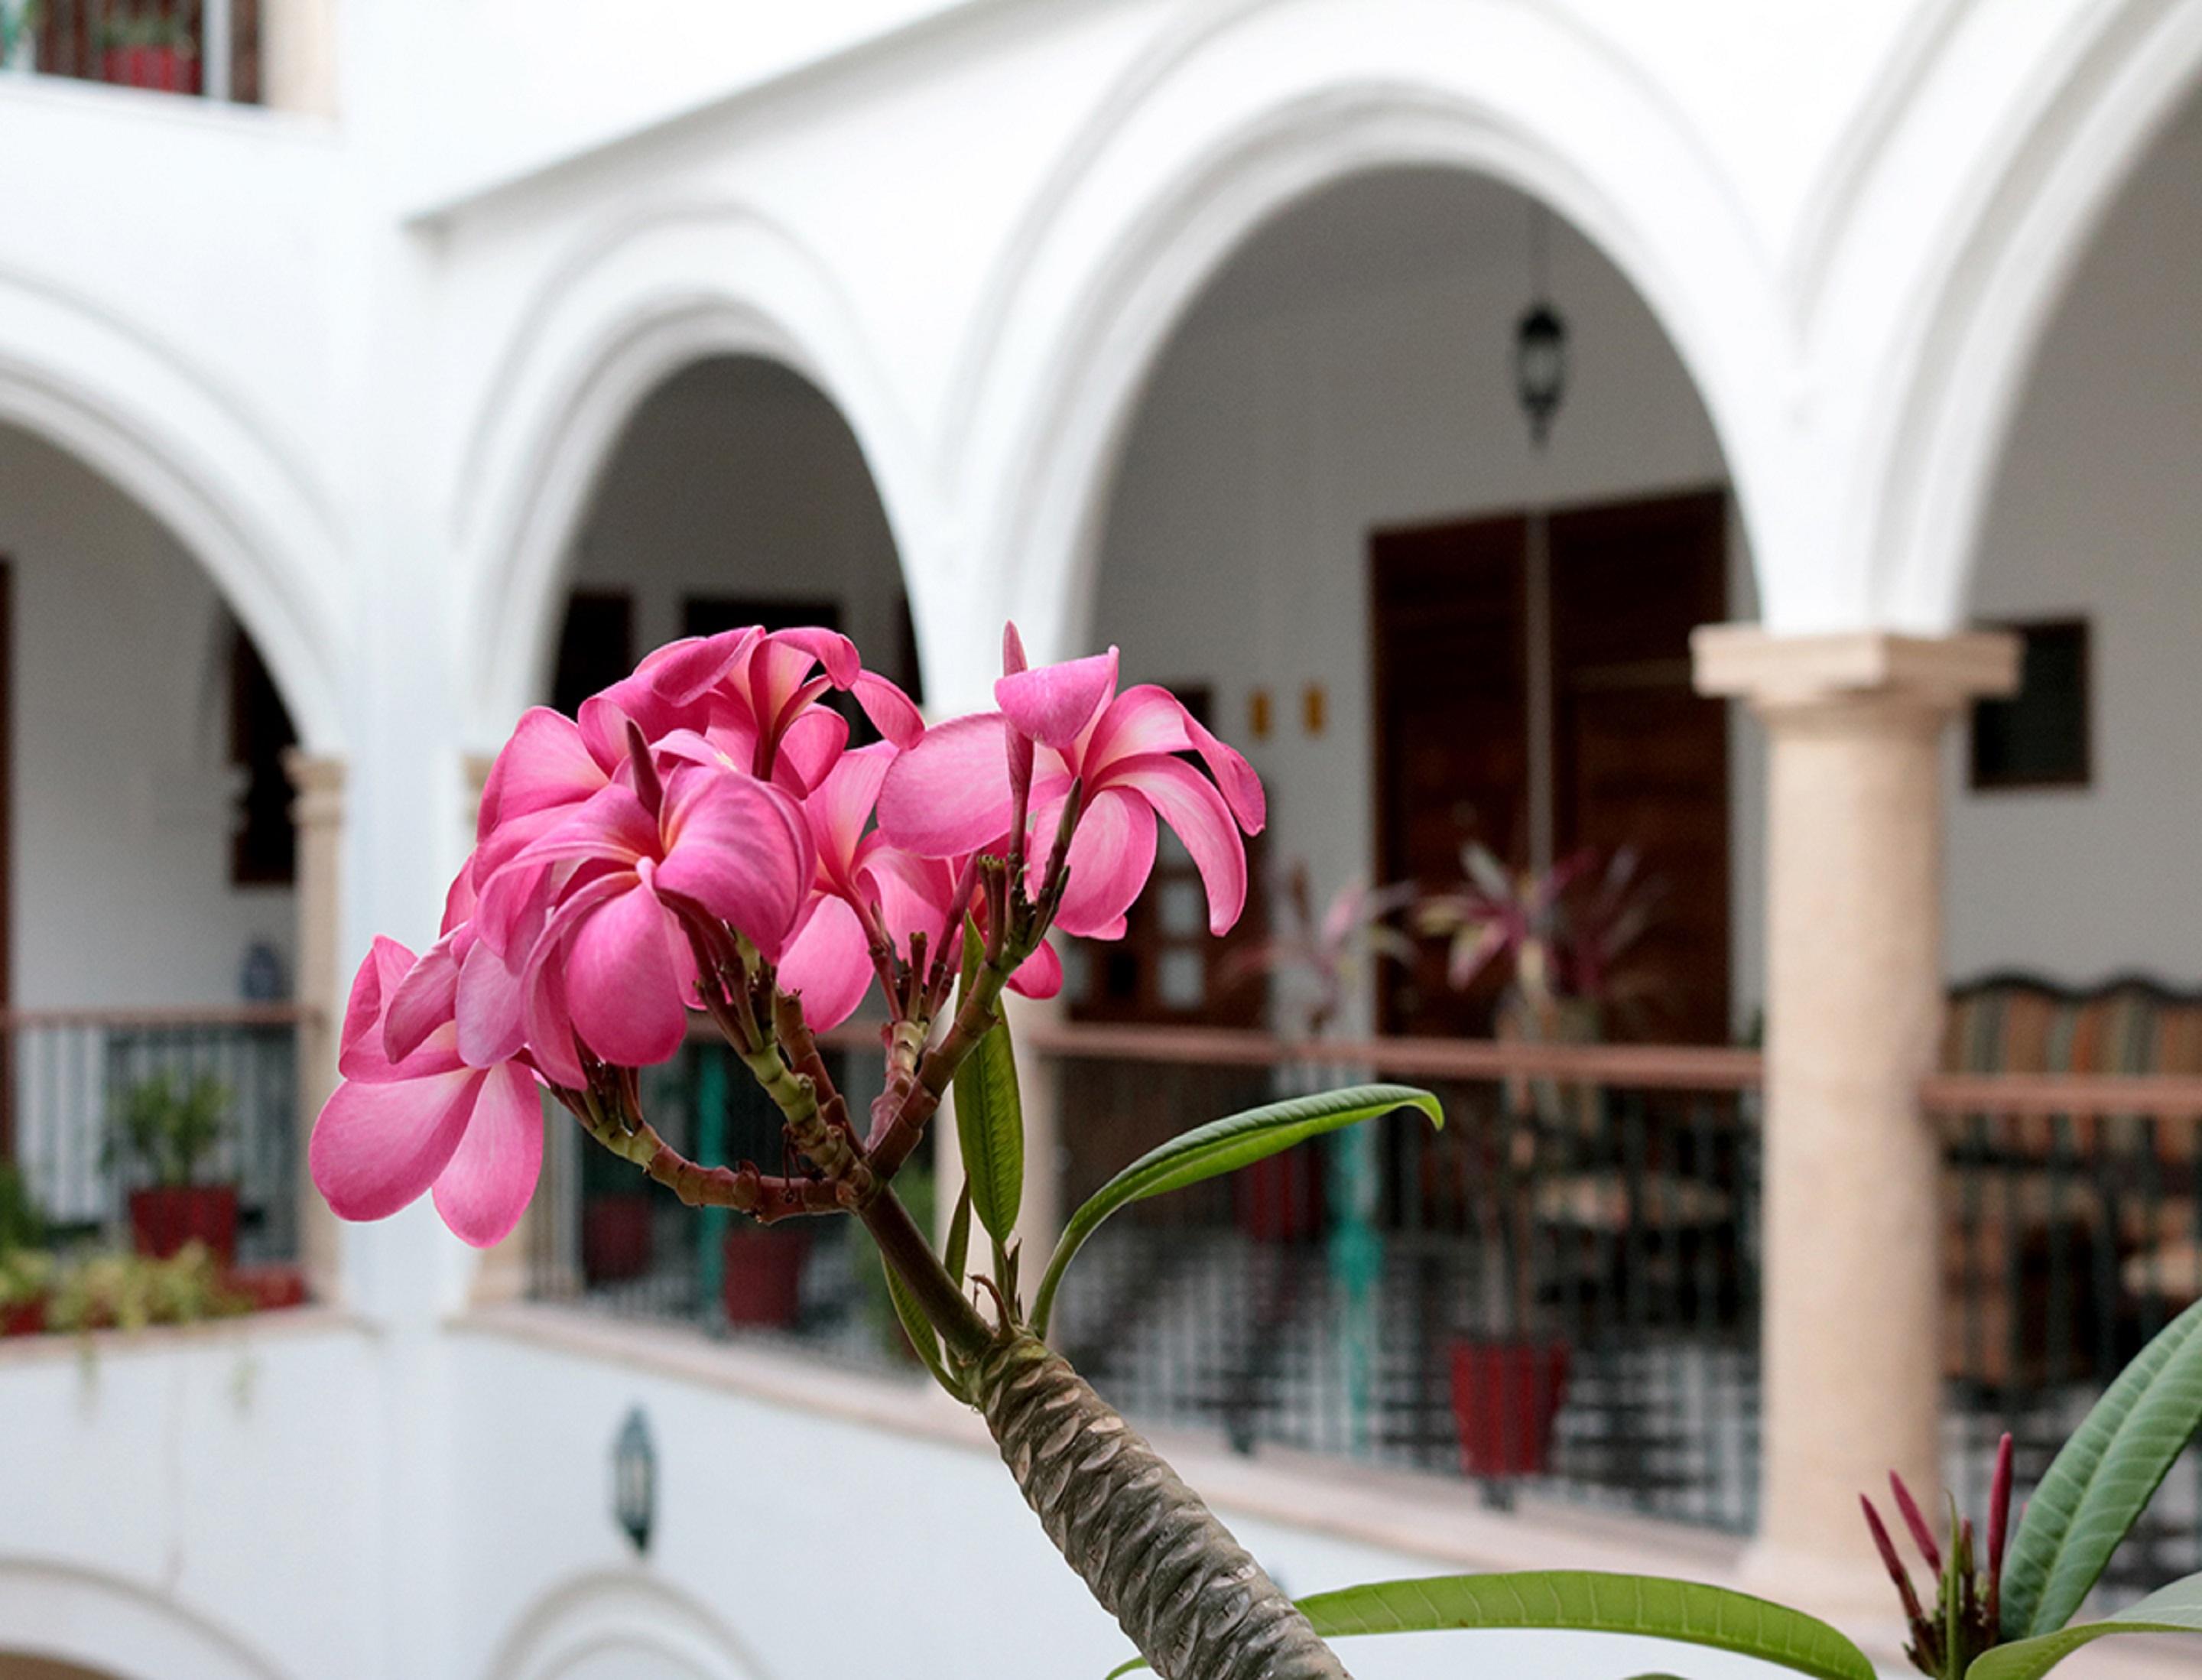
top-left (564, 880), bottom-right (690, 1068)
top-left (853, 671), bottom-right (924, 748)
top-left (775, 705), bottom-right (850, 797)
top-left (807, 743), bottom-right (896, 893)
top-left (778, 896), bottom-right (874, 1031)
top-left (1008, 937), bottom-right (1063, 1000)
top-left (337, 937), bottom-right (415, 1082)
top-left (476, 708), bottom-right (606, 842)
top-left (1050, 786), bottom-right (1158, 938)
top-left (876, 712), bottom-right (1013, 857)
top-left (384, 935), bottom-right (461, 1063)
top-left (310, 1066), bottom-right (479, 1223)
top-left (430, 1061), bottom-right (543, 1247)
top-left (1108, 754), bottom-right (1248, 934)
top-left (456, 934), bottom-right (528, 1069)
top-left (1185, 713), bottom-right (1266, 834)
top-left (654, 771), bottom-right (812, 959)
top-left (995, 648), bottom-right (1118, 749)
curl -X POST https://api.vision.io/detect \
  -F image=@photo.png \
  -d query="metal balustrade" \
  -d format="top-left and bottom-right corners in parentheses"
top-left (1, 0), bottom-right (255, 102)
top-left (1930, 1071), bottom-right (2202, 1602)
top-left (0, 1005), bottom-right (304, 1266)
top-left (1036, 1025), bottom-right (1766, 1532)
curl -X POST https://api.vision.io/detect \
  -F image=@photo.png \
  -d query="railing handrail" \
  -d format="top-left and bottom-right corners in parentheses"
top-left (0, 1003), bottom-right (317, 1032)
top-left (1921, 1070), bottom-right (2202, 1119)
top-left (1015, 1020), bottom-right (1765, 1091)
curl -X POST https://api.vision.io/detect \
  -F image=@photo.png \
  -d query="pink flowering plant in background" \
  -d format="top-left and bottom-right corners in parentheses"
top-left (313, 619), bottom-right (2202, 1679)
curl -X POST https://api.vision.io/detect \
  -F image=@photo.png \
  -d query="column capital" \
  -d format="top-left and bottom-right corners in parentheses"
top-left (1691, 626), bottom-right (2019, 714)
top-left (281, 749), bottom-right (347, 826)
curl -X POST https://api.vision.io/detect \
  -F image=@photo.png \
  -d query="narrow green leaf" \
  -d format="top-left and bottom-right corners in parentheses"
top-left (880, 1251), bottom-right (960, 1401)
top-left (1033, 1084), bottom-right (1440, 1339)
top-left (943, 1180), bottom-right (973, 1288)
top-left (1971, 1571), bottom-right (2202, 1680)
top-left (2000, 1298), bottom-right (2202, 1638)
top-left (1103, 1571), bottom-right (1874, 1680)
top-left (953, 1017), bottom-right (1023, 1251)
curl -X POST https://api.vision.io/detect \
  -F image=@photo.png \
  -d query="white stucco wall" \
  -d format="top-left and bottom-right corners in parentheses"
top-left (0, 425), bottom-right (296, 1009)
top-left (1947, 88), bottom-right (2202, 987)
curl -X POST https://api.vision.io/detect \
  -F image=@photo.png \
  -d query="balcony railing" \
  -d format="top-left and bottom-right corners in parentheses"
top-left (2, 1), bottom-right (257, 103)
top-left (0, 1004), bottom-right (305, 1267)
top-left (1929, 1071), bottom-right (2202, 1600)
top-left (1036, 1025), bottom-right (1766, 1531)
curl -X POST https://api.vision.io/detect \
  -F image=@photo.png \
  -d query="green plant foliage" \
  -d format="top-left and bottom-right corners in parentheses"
top-left (943, 1181), bottom-right (973, 1288)
top-left (1970, 1571), bottom-right (2202, 1680)
top-left (1031, 1084), bottom-right (1440, 1339)
top-left (1999, 1298), bottom-right (2202, 1639)
top-left (0, 1162), bottom-right (45, 1253)
top-left (880, 1249), bottom-right (962, 1401)
top-left (953, 1019), bottom-right (1022, 1258)
top-left (47, 1242), bottom-right (248, 1334)
top-left (1103, 1571), bottom-right (1876, 1680)
top-left (0, 1246), bottom-right (54, 1310)
top-left (110, 1073), bottom-right (232, 1188)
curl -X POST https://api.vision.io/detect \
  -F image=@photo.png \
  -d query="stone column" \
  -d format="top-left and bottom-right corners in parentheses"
top-left (259, 0), bottom-right (339, 116)
top-left (1694, 628), bottom-right (2017, 1607)
top-left (284, 749), bottom-right (347, 1303)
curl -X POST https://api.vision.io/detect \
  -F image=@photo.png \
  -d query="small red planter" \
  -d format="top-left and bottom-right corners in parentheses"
top-left (1235, 1149), bottom-right (1325, 1243)
top-left (582, 1192), bottom-right (655, 1282)
top-left (129, 1184), bottom-right (238, 1265)
top-left (101, 45), bottom-right (200, 93)
top-left (722, 1226), bottom-right (810, 1327)
top-left (229, 1265), bottom-right (308, 1313)
top-left (1448, 1337), bottom-right (1571, 1480)
top-left (0, 1299), bottom-right (46, 1337)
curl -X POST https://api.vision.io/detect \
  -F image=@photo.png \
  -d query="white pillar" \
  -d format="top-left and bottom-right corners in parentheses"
top-left (259, 0), bottom-right (338, 116)
top-left (284, 749), bottom-right (347, 1303)
top-left (1694, 628), bottom-right (2016, 1607)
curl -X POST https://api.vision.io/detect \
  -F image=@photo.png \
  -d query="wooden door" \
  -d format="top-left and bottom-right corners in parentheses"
top-left (1371, 489), bottom-right (1730, 1043)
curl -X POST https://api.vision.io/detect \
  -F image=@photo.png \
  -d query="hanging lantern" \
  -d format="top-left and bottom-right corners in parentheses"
top-left (1513, 301), bottom-right (1568, 449)
top-left (611, 1406), bottom-right (657, 1555)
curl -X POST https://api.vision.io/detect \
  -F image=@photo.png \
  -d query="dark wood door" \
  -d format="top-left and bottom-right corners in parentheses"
top-left (1372, 489), bottom-right (1729, 1043)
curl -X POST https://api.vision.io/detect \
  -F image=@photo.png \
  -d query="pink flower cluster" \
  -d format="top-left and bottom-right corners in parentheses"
top-left (309, 624), bottom-right (1265, 1247)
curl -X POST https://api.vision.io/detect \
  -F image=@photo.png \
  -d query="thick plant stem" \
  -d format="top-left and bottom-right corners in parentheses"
top-left (967, 1332), bottom-right (1350, 1680)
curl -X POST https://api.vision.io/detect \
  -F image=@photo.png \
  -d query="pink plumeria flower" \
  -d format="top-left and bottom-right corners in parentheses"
top-left (509, 763), bottom-right (813, 1080)
top-left (308, 935), bottom-right (542, 1248)
top-left (877, 645), bottom-right (1265, 940)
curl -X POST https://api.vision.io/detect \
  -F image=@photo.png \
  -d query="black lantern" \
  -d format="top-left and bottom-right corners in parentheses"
top-left (1513, 301), bottom-right (1567, 448)
top-left (612, 1406), bottom-right (656, 1555)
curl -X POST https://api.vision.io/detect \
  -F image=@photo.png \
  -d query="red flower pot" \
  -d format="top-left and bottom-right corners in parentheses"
top-left (0, 1299), bottom-right (45, 1337)
top-left (1235, 1149), bottom-right (1325, 1243)
top-left (129, 1184), bottom-right (238, 1264)
top-left (1448, 1337), bottom-right (1570, 1480)
top-left (229, 1264), bottom-right (307, 1313)
top-left (581, 1192), bottom-right (654, 1282)
top-left (722, 1226), bottom-right (810, 1327)
top-left (100, 45), bottom-right (200, 93)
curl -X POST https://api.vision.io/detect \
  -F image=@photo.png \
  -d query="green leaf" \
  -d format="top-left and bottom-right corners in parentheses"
top-left (880, 1250), bottom-right (960, 1402)
top-left (2000, 1297), bottom-right (2202, 1638)
top-left (953, 1016), bottom-right (1023, 1253)
top-left (1033, 1084), bottom-right (1440, 1339)
top-left (1102, 1571), bottom-right (1875, 1680)
top-left (943, 1180), bottom-right (973, 1288)
top-left (1971, 1571), bottom-right (2202, 1680)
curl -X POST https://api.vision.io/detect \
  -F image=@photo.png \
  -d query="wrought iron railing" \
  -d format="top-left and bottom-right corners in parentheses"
top-left (1, 0), bottom-right (256, 102)
top-left (525, 1023), bottom-right (928, 1377)
top-left (1929, 1071), bottom-right (2202, 1600)
top-left (0, 1004), bottom-right (304, 1266)
top-left (1034, 1024), bottom-right (1765, 1532)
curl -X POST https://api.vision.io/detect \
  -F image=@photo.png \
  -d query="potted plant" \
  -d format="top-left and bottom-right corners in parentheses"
top-left (112, 1071), bottom-right (239, 1264)
top-left (0, 1164), bottom-right (50, 1335)
top-left (47, 1241), bottom-right (248, 1334)
top-left (96, 11), bottom-right (200, 94)
top-left (1416, 843), bottom-right (1661, 1487)
top-left (722, 1217), bottom-right (812, 1327)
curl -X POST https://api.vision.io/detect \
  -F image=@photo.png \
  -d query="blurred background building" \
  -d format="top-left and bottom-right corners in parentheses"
top-left (0, 2), bottom-right (2199, 1675)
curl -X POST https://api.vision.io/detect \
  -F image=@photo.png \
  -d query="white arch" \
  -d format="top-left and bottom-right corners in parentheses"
top-left (0, 1556), bottom-right (291, 1680)
top-left (482, 1568), bottom-right (773, 1680)
top-left (950, 0), bottom-right (1793, 664)
top-left (1861, 0), bottom-right (2202, 627)
top-left (451, 204), bottom-right (940, 739)
top-left (0, 267), bottom-right (349, 751)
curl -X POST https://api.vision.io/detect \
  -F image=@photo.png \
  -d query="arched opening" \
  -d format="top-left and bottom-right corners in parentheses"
top-left (1938, 80), bottom-right (2202, 1594)
top-left (518, 355), bottom-right (923, 1370)
top-left (1044, 164), bottom-right (1763, 1529)
top-left (0, 420), bottom-right (319, 1305)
